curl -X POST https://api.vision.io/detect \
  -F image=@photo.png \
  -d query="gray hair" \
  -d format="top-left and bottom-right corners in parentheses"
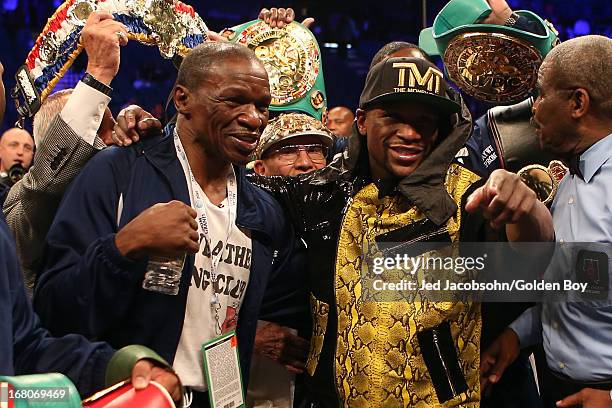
top-left (177, 42), bottom-right (262, 90)
top-left (33, 89), bottom-right (73, 147)
top-left (544, 35), bottom-right (612, 117)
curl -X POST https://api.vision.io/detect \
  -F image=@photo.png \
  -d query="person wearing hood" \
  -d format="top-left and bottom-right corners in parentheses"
top-left (249, 56), bottom-right (554, 406)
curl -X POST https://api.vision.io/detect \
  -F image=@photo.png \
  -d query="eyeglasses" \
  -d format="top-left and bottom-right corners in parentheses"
top-left (267, 144), bottom-right (328, 164)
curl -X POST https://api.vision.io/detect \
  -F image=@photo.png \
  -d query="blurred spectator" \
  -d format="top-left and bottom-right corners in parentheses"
top-left (0, 127), bottom-right (33, 190)
top-left (0, 128), bottom-right (33, 171)
top-left (574, 19), bottom-right (592, 35)
top-left (326, 106), bottom-right (354, 137)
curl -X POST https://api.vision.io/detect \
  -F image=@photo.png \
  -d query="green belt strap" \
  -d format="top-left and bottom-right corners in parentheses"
top-left (105, 345), bottom-right (184, 408)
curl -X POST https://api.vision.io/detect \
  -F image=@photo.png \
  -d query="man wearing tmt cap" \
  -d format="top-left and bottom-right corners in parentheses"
top-left (250, 56), bottom-right (554, 406)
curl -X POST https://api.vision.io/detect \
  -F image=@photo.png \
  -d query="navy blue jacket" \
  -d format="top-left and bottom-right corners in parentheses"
top-left (0, 214), bottom-right (113, 396)
top-left (463, 115), bottom-right (502, 177)
top-left (33, 126), bottom-right (300, 386)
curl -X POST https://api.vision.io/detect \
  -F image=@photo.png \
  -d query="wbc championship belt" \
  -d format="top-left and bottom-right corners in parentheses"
top-left (419, 0), bottom-right (559, 104)
top-left (443, 32), bottom-right (543, 103)
top-left (222, 20), bottom-right (327, 121)
top-left (12, 0), bottom-right (208, 119)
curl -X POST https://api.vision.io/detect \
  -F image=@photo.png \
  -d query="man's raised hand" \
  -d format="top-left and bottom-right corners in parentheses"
top-left (465, 169), bottom-right (554, 242)
top-left (113, 105), bottom-right (162, 146)
top-left (258, 8), bottom-right (315, 28)
top-left (81, 12), bottom-right (128, 85)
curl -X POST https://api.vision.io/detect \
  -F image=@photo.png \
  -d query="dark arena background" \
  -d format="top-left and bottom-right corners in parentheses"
top-left (1, 0), bottom-right (610, 132)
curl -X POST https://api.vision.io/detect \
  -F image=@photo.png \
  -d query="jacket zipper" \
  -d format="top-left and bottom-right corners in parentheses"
top-left (386, 226), bottom-right (448, 253)
top-left (432, 328), bottom-right (457, 397)
top-left (383, 226), bottom-right (450, 255)
top-left (407, 226), bottom-right (449, 244)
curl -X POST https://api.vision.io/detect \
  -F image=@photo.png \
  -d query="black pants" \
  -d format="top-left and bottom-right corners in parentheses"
top-left (188, 390), bottom-right (211, 408)
top-left (481, 351), bottom-right (542, 408)
top-left (539, 370), bottom-right (612, 408)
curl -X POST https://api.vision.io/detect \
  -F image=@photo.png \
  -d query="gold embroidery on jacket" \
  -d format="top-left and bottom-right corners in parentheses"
top-left (335, 164), bottom-right (482, 407)
top-left (306, 293), bottom-right (330, 376)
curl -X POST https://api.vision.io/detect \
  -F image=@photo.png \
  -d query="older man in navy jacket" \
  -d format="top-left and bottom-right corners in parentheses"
top-left (34, 42), bottom-right (301, 406)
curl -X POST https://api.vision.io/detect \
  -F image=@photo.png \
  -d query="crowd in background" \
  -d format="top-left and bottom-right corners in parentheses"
top-left (0, 1), bottom-right (611, 407)
top-left (1, 0), bottom-right (610, 134)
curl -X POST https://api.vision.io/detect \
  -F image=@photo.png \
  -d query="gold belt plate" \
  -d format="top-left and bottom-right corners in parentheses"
top-left (444, 32), bottom-right (542, 103)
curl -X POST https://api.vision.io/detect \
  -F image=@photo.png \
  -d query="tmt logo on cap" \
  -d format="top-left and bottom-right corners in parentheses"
top-left (392, 62), bottom-right (443, 94)
top-left (359, 57), bottom-right (460, 115)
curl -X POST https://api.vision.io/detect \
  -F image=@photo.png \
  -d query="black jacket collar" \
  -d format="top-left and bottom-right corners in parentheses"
top-left (395, 92), bottom-right (474, 226)
top-left (336, 91), bottom-right (473, 226)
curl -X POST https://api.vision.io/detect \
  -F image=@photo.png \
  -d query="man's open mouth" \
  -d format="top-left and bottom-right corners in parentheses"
top-left (388, 145), bottom-right (423, 162)
top-left (230, 133), bottom-right (260, 153)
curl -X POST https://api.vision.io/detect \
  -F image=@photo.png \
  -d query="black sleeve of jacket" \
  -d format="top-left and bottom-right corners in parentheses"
top-left (33, 147), bottom-right (147, 338)
top-left (247, 173), bottom-right (308, 234)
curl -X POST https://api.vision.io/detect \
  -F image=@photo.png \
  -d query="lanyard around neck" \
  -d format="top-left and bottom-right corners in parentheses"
top-left (173, 127), bottom-right (238, 289)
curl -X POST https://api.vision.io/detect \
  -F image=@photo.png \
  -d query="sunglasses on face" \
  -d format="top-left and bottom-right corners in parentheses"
top-left (267, 144), bottom-right (328, 164)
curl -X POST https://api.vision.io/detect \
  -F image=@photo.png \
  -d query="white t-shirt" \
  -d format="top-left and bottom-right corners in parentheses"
top-left (172, 142), bottom-right (252, 390)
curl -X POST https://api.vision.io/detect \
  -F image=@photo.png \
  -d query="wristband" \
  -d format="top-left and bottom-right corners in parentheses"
top-left (504, 12), bottom-right (520, 27)
top-left (81, 73), bottom-right (113, 97)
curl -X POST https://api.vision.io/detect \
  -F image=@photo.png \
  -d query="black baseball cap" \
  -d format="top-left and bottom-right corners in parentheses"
top-left (359, 57), bottom-right (460, 116)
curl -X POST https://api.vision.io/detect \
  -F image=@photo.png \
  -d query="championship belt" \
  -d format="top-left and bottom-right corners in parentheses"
top-left (518, 160), bottom-right (567, 205)
top-left (486, 98), bottom-right (566, 204)
top-left (222, 20), bottom-right (327, 121)
top-left (419, 0), bottom-right (559, 104)
top-left (12, 0), bottom-right (208, 119)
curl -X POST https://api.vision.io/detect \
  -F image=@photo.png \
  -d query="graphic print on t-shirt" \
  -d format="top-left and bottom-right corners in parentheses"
top-left (170, 164), bottom-right (251, 389)
top-left (171, 133), bottom-right (253, 389)
top-left (189, 235), bottom-right (252, 333)
top-left (173, 194), bottom-right (252, 390)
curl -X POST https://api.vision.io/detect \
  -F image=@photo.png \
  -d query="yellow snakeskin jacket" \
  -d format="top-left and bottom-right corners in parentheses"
top-left (331, 163), bottom-right (482, 407)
